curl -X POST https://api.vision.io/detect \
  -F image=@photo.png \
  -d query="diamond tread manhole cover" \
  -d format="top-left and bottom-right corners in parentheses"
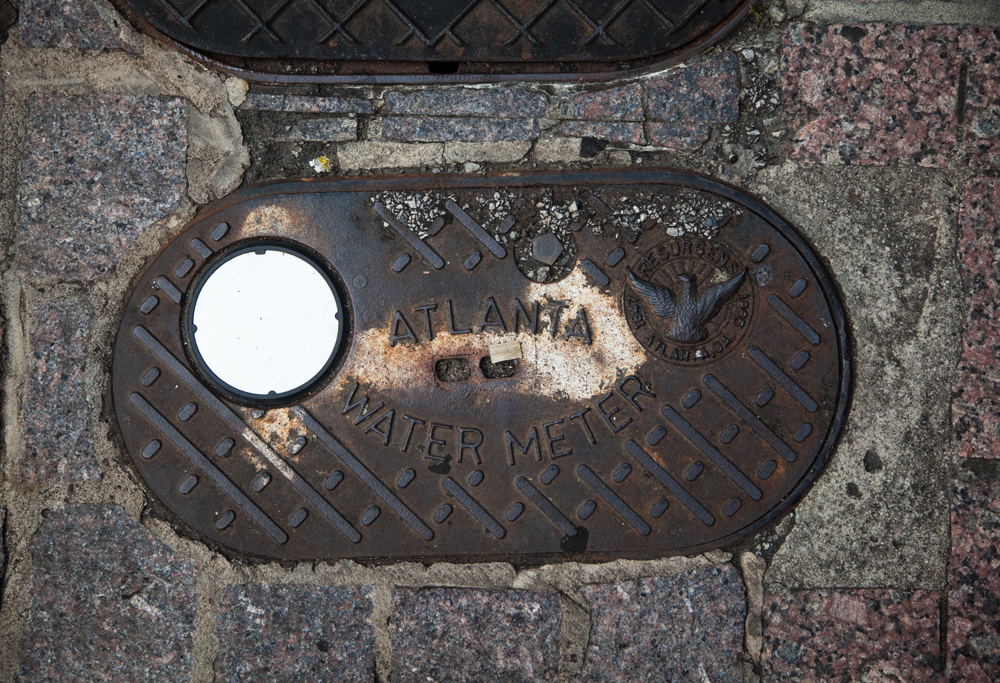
top-left (111, 0), bottom-right (753, 82)
top-left (112, 170), bottom-right (849, 563)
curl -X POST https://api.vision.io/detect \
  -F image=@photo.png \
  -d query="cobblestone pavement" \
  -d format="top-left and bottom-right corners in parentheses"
top-left (0, 0), bottom-right (998, 681)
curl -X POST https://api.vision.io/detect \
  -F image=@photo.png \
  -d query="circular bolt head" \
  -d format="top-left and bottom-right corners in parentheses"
top-left (532, 232), bottom-right (564, 265)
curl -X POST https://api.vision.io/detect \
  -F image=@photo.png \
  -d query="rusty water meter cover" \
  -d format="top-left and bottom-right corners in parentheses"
top-left (110, 0), bottom-right (754, 83)
top-left (111, 170), bottom-right (849, 563)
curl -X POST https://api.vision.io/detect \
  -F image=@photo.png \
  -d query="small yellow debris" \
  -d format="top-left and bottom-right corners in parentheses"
top-left (309, 155), bottom-right (333, 173)
top-left (489, 341), bottom-right (522, 364)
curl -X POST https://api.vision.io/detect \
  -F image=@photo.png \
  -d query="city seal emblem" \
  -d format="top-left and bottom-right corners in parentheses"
top-left (625, 238), bottom-right (754, 365)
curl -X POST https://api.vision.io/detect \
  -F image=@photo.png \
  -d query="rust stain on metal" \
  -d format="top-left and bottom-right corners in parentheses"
top-left (111, 170), bottom-right (849, 563)
top-left (343, 268), bottom-right (646, 403)
top-left (109, 0), bottom-right (755, 83)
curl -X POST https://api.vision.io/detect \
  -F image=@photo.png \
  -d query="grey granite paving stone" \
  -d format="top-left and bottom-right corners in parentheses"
top-left (18, 0), bottom-right (127, 49)
top-left (18, 505), bottom-right (199, 682)
top-left (384, 88), bottom-right (548, 118)
top-left (21, 297), bottom-right (99, 484)
top-left (647, 121), bottom-right (711, 149)
top-left (391, 587), bottom-right (561, 682)
top-left (240, 93), bottom-right (374, 113)
top-left (561, 121), bottom-right (645, 144)
top-left (381, 116), bottom-right (539, 143)
top-left (579, 565), bottom-right (745, 682)
top-left (271, 118), bottom-right (358, 142)
top-left (17, 93), bottom-right (186, 280)
top-left (647, 53), bottom-right (739, 125)
top-left (214, 583), bottom-right (375, 683)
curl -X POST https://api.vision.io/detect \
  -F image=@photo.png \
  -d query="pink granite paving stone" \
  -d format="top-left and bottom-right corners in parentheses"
top-left (19, 505), bottom-right (199, 682)
top-left (960, 29), bottom-right (1000, 169)
top-left (391, 587), bottom-right (561, 682)
top-left (948, 475), bottom-right (1000, 682)
top-left (580, 565), bottom-right (745, 682)
top-left (952, 178), bottom-right (1000, 459)
top-left (214, 584), bottom-right (375, 682)
top-left (646, 53), bottom-right (739, 149)
top-left (22, 297), bottom-right (100, 484)
top-left (17, 93), bottom-right (186, 281)
top-left (782, 24), bottom-right (961, 167)
top-left (762, 589), bottom-right (943, 682)
top-left (17, 0), bottom-right (128, 49)
top-left (559, 84), bottom-right (644, 121)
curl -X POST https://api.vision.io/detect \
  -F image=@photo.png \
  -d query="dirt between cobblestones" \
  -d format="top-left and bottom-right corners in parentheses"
top-left (0, 0), bottom-right (998, 681)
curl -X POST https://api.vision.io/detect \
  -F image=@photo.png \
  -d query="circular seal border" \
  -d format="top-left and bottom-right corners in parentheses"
top-left (624, 235), bottom-right (756, 367)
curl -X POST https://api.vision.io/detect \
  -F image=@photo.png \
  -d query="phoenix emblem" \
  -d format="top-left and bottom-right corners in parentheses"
top-left (628, 268), bottom-right (747, 343)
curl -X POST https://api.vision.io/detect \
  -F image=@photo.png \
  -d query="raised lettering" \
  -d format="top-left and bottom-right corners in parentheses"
top-left (596, 392), bottom-right (633, 433)
top-left (479, 297), bottom-right (507, 333)
top-left (564, 308), bottom-right (592, 345)
top-left (414, 303), bottom-right (437, 341)
top-left (646, 335), bottom-right (666, 354)
top-left (549, 303), bottom-right (568, 338)
top-left (343, 383), bottom-right (385, 425)
top-left (364, 409), bottom-right (395, 445)
top-left (389, 311), bottom-right (418, 347)
top-left (617, 376), bottom-right (655, 411)
top-left (459, 427), bottom-right (484, 464)
top-left (514, 298), bottom-right (540, 334)
top-left (447, 300), bottom-right (471, 335)
top-left (401, 414), bottom-right (425, 452)
top-left (670, 348), bottom-right (691, 362)
top-left (426, 423), bottom-right (453, 461)
top-left (570, 408), bottom-right (597, 445)
top-left (639, 253), bottom-right (659, 274)
top-left (543, 419), bottom-right (573, 459)
top-left (506, 427), bottom-right (540, 466)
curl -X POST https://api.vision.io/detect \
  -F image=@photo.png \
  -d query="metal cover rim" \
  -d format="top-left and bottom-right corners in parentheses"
top-left (111, 0), bottom-right (755, 84)
top-left (184, 241), bottom-right (348, 404)
top-left (111, 169), bottom-right (851, 564)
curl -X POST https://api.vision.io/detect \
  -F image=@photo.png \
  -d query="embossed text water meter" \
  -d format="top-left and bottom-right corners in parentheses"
top-left (112, 170), bottom-right (849, 562)
top-left (111, 0), bottom-right (756, 82)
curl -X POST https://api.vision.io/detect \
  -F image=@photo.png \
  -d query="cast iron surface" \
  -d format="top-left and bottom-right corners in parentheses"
top-left (110, 0), bottom-right (752, 82)
top-left (111, 170), bottom-right (850, 563)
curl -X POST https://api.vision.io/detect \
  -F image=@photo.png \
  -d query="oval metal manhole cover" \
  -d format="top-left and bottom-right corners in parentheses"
top-left (112, 170), bottom-right (849, 563)
top-left (111, 0), bottom-right (753, 82)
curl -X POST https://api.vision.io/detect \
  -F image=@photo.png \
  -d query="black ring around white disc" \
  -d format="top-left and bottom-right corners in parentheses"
top-left (186, 244), bottom-right (343, 402)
